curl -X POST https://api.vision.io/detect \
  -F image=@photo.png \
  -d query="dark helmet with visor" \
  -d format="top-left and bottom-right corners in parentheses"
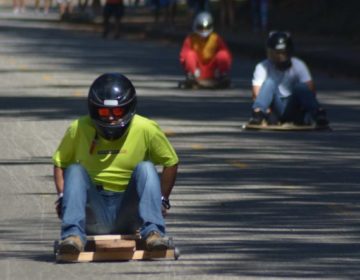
top-left (193, 11), bottom-right (214, 38)
top-left (266, 31), bottom-right (294, 70)
top-left (88, 73), bottom-right (137, 140)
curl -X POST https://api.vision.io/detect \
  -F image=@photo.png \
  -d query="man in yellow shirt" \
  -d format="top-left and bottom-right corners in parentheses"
top-left (53, 73), bottom-right (179, 253)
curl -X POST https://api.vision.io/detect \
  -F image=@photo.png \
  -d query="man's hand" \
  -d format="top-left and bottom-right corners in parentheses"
top-left (160, 164), bottom-right (177, 217)
top-left (161, 205), bottom-right (168, 217)
top-left (161, 196), bottom-right (171, 217)
top-left (55, 195), bottom-right (63, 219)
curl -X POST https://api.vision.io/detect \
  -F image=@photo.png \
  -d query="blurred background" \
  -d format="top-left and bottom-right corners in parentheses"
top-left (2, 0), bottom-right (359, 40)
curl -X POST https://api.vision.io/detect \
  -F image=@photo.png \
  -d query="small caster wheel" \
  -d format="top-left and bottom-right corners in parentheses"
top-left (168, 237), bottom-right (174, 248)
top-left (53, 240), bottom-right (59, 255)
top-left (174, 247), bottom-right (180, 260)
top-left (178, 81), bottom-right (186, 89)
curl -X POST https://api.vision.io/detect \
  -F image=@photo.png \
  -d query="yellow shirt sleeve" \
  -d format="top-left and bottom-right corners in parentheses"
top-left (148, 121), bottom-right (179, 167)
top-left (52, 120), bottom-right (78, 168)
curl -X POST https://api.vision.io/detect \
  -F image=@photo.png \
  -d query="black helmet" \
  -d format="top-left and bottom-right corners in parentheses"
top-left (266, 31), bottom-right (294, 70)
top-left (193, 11), bottom-right (214, 38)
top-left (88, 73), bottom-right (137, 140)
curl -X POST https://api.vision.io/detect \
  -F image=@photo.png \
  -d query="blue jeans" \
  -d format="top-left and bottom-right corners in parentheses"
top-left (61, 161), bottom-right (165, 244)
top-left (252, 78), bottom-right (320, 122)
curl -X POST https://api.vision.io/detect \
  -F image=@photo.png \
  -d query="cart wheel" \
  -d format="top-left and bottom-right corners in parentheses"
top-left (53, 240), bottom-right (59, 255)
top-left (167, 237), bottom-right (175, 248)
top-left (174, 247), bottom-right (180, 260)
top-left (53, 240), bottom-right (59, 262)
top-left (178, 81), bottom-right (185, 89)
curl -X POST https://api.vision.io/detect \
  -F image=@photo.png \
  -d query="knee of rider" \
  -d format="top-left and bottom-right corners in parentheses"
top-left (261, 77), bottom-right (278, 89)
top-left (133, 161), bottom-right (159, 189)
top-left (65, 163), bottom-right (86, 177)
top-left (293, 83), bottom-right (313, 95)
top-left (134, 161), bottom-right (156, 176)
top-left (216, 50), bottom-right (231, 63)
top-left (184, 49), bottom-right (198, 61)
top-left (64, 163), bottom-right (89, 191)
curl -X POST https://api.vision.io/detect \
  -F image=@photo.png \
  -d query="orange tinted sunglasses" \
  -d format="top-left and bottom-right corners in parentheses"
top-left (98, 107), bottom-right (125, 118)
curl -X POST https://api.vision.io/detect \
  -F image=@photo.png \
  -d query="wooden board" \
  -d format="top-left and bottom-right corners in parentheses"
top-left (197, 79), bottom-right (218, 88)
top-left (55, 234), bottom-right (180, 262)
top-left (178, 79), bottom-right (230, 90)
top-left (85, 234), bottom-right (138, 252)
top-left (56, 249), bottom-right (179, 262)
top-left (243, 122), bottom-right (330, 131)
top-left (87, 234), bottom-right (140, 241)
top-left (87, 239), bottom-right (136, 252)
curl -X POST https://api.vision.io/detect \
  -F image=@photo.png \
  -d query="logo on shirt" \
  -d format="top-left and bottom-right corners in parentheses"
top-left (97, 149), bottom-right (127, 155)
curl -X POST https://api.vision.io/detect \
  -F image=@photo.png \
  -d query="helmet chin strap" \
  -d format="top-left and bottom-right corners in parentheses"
top-left (89, 131), bottom-right (98, 154)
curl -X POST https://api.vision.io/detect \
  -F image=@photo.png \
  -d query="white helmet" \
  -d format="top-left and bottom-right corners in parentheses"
top-left (193, 12), bottom-right (214, 38)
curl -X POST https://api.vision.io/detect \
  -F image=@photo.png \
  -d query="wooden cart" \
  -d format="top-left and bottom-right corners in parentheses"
top-left (54, 234), bottom-right (180, 263)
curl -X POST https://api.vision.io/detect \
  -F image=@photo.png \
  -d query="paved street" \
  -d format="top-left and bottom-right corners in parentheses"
top-left (0, 10), bottom-right (360, 280)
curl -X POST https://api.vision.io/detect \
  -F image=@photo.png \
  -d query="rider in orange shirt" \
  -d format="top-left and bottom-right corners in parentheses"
top-left (180, 11), bottom-right (232, 88)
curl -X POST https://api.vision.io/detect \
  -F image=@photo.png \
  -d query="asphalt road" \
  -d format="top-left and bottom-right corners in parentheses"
top-left (0, 11), bottom-right (360, 280)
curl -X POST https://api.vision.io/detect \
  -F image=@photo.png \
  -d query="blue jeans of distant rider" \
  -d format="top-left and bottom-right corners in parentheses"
top-left (61, 161), bottom-right (165, 244)
top-left (252, 78), bottom-right (320, 123)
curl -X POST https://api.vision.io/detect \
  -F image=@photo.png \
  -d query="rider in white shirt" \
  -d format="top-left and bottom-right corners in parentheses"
top-left (250, 31), bottom-right (329, 126)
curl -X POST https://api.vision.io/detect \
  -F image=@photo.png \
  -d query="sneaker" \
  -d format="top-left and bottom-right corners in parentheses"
top-left (186, 72), bottom-right (196, 81)
top-left (183, 72), bottom-right (196, 87)
top-left (194, 68), bottom-right (201, 78)
top-left (145, 231), bottom-right (169, 251)
top-left (315, 109), bottom-right (329, 126)
top-left (217, 74), bottom-right (231, 88)
top-left (58, 235), bottom-right (85, 254)
top-left (249, 111), bottom-right (267, 125)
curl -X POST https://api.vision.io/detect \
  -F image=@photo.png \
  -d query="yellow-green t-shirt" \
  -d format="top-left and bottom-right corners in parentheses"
top-left (52, 114), bottom-right (179, 192)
